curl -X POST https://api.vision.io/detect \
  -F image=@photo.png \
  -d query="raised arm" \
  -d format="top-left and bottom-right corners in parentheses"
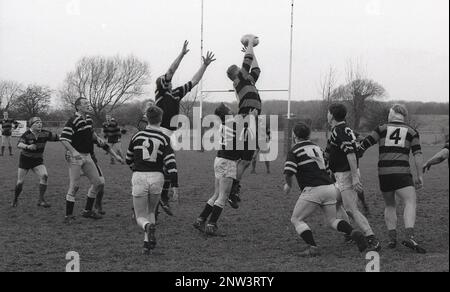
top-left (165, 40), bottom-right (190, 81)
top-left (191, 51), bottom-right (216, 87)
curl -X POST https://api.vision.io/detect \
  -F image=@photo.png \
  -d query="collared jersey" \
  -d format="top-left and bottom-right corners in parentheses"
top-left (18, 130), bottom-right (59, 158)
top-left (60, 113), bottom-right (95, 154)
top-left (326, 121), bottom-right (358, 173)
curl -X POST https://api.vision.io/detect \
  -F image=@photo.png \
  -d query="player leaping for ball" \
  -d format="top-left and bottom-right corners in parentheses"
top-left (284, 123), bottom-right (368, 257)
top-left (154, 41), bottom-right (215, 217)
top-left (226, 35), bottom-right (262, 209)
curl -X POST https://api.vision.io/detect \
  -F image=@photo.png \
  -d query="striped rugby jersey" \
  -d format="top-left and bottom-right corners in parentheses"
top-left (284, 140), bottom-right (334, 190)
top-left (18, 130), bottom-right (59, 158)
top-left (155, 74), bottom-right (193, 131)
top-left (217, 121), bottom-right (240, 161)
top-left (60, 113), bottom-right (95, 154)
top-left (126, 126), bottom-right (178, 187)
top-left (0, 118), bottom-right (19, 135)
top-left (102, 119), bottom-right (121, 143)
top-left (326, 121), bottom-right (358, 173)
top-left (233, 54), bottom-right (261, 114)
top-left (360, 121), bottom-right (422, 176)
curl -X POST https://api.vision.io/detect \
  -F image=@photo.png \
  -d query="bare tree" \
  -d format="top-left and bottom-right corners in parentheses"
top-left (60, 55), bottom-right (150, 122)
top-left (0, 80), bottom-right (23, 111)
top-left (15, 85), bottom-right (52, 119)
top-left (332, 60), bottom-right (386, 130)
top-left (318, 67), bottom-right (337, 136)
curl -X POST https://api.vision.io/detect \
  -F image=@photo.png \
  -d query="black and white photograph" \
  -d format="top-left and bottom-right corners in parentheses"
top-left (0, 0), bottom-right (448, 275)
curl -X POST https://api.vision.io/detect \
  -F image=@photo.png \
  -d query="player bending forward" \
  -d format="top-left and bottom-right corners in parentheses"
top-left (126, 105), bottom-right (179, 254)
top-left (284, 122), bottom-right (368, 257)
top-left (12, 117), bottom-right (61, 208)
top-left (193, 103), bottom-right (242, 236)
top-left (359, 104), bottom-right (426, 254)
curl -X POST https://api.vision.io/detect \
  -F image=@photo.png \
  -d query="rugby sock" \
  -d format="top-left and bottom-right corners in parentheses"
top-left (8, 146), bottom-right (12, 155)
top-left (300, 230), bottom-right (317, 247)
top-left (144, 231), bottom-right (149, 243)
top-left (199, 203), bottom-right (214, 220)
top-left (335, 220), bottom-right (353, 235)
top-left (1, 146), bottom-right (4, 156)
top-left (405, 228), bottom-right (415, 239)
top-left (161, 180), bottom-right (171, 203)
top-left (95, 190), bottom-right (104, 209)
top-left (14, 183), bottom-right (23, 200)
top-left (208, 205), bottom-right (223, 224)
top-left (66, 201), bottom-right (75, 216)
top-left (388, 229), bottom-right (397, 242)
top-left (231, 180), bottom-right (240, 194)
top-left (39, 184), bottom-right (47, 202)
top-left (85, 197), bottom-right (95, 211)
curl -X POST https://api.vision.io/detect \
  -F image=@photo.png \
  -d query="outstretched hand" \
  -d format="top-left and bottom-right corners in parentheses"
top-left (241, 46), bottom-right (247, 53)
top-left (181, 40), bottom-right (190, 56)
top-left (202, 51), bottom-right (216, 66)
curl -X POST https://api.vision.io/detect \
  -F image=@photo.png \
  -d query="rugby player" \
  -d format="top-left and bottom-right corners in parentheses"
top-left (153, 41), bottom-right (215, 216)
top-left (12, 117), bottom-right (60, 208)
top-left (126, 105), bottom-right (178, 254)
top-left (193, 103), bottom-right (244, 236)
top-left (60, 97), bottom-right (107, 223)
top-left (326, 103), bottom-right (381, 251)
top-left (1, 111), bottom-right (19, 156)
top-left (423, 140), bottom-right (449, 172)
top-left (359, 104), bottom-right (426, 253)
top-left (284, 122), bottom-right (368, 257)
top-left (102, 115), bottom-right (124, 164)
top-left (226, 38), bottom-right (262, 208)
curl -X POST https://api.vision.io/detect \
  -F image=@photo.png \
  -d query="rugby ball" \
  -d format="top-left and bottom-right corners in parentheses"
top-left (241, 34), bottom-right (259, 47)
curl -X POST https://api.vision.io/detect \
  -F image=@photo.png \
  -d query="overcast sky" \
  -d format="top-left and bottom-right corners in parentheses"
top-left (0, 0), bottom-right (448, 106)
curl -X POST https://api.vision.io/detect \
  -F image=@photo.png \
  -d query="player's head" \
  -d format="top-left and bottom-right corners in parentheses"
top-left (29, 117), bottom-right (42, 131)
top-left (3, 112), bottom-right (8, 119)
top-left (389, 104), bottom-right (408, 122)
top-left (142, 99), bottom-right (156, 114)
top-left (226, 65), bottom-right (240, 81)
top-left (146, 105), bottom-right (163, 126)
top-left (156, 75), bottom-right (172, 92)
top-left (328, 103), bottom-right (347, 125)
top-left (74, 97), bottom-right (91, 113)
top-left (293, 122), bottom-right (311, 141)
top-left (105, 114), bottom-right (112, 122)
top-left (214, 103), bottom-right (233, 122)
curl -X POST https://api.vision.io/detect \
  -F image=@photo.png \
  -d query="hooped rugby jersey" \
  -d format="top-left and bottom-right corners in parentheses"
top-left (18, 130), bottom-right (59, 159)
top-left (360, 121), bottom-right (422, 176)
top-left (232, 54), bottom-right (261, 114)
top-left (326, 121), bottom-right (358, 173)
top-left (60, 113), bottom-right (95, 154)
top-left (0, 118), bottom-right (19, 135)
top-left (217, 120), bottom-right (240, 161)
top-left (126, 126), bottom-right (178, 187)
top-left (155, 74), bottom-right (193, 131)
top-left (284, 140), bottom-right (334, 190)
top-left (102, 119), bottom-right (121, 143)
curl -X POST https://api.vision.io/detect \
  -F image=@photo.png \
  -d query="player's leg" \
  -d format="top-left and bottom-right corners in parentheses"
top-left (5, 136), bottom-right (13, 155)
top-left (250, 150), bottom-right (258, 174)
top-left (114, 142), bottom-right (124, 160)
top-left (159, 168), bottom-right (173, 216)
top-left (290, 196), bottom-right (320, 256)
top-left (381, 191), bottom-right (397, 248)
top-left (396, 186), bottom-right (426, 254)
top-left (132, 172), bottom-right (151, 253)
top-left (65, 159), bottom-right (83, 222)
top-left (194, 177), bottom-right (219, 232)
top-left (81, 156), bottom-right (103, 219)
top-left (91, 161), bottom-right (106, 215)
top-left (12, 168), bottom-right (28, 207)
top-left (357, 189), bottom-right (370, 214)
top-left (0, 135), bottom-right (4, 156)
top-left (32, 165), bottom-right (50, 207)
top-left (146, 190), bottom-right (161, 249)
top-left (265, 161), bottom-right (270, 174)
top-left (205, 176), bottom-right (233, 236)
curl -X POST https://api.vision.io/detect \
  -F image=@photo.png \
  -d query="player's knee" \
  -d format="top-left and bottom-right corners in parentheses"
top-left (66, 194), bottom-right (76, 202)
top-left (294, 221), bottom-right (310, 234)
top-left (40, 174), bottom-right (48, 184)
top-left (214, 200), bottom-right (226, 209)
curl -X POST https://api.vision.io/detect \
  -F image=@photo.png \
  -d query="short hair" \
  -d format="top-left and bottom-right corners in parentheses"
top-left (328, 103), bottom-right (347, 122)
top-left (74, 97), bottom-right (87, 111)
top-left (146, 105), bottom-right (163, 125)
top-left (214, 103), bottom-right (231, 122)
top-left (226, 65), bottom-right (239, 80)
top-left (391, 104), bottom-right (408, 117)
top-left (293, 122), bottom-right (311, 140)
top-left (29, 117), bottom-right (41, 127)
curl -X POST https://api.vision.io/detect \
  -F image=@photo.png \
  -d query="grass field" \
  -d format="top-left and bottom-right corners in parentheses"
top-left (0, 134), bottom-right (448, 272)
